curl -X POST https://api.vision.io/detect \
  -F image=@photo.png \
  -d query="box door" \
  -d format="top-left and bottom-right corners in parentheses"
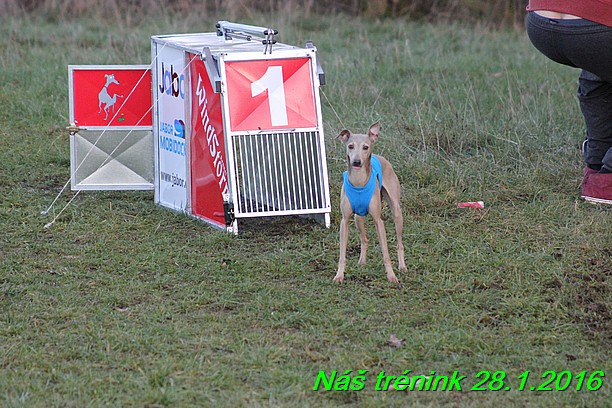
top-left (68, 65), bottom-right (153, 190)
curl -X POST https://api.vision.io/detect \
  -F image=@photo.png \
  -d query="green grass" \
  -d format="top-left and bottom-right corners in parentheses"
top-left (1, 12), bottom-right (611, 407)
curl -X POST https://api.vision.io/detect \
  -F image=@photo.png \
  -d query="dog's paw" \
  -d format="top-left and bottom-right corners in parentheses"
top-left (387, 273), bottom-right (400, 284)
top-left (333, 273), bottom-right (344, 283)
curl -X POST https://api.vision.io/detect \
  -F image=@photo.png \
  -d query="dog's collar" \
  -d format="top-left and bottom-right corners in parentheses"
top-left (343, 155), bottom-right (383, 216)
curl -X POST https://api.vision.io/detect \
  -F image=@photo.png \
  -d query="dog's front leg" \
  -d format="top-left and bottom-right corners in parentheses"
top-left (334, 214), bottom-right (350, 283)
top-left (335, 191), bottom-right (353, 283)
top-left (373, 216), bottom-right (398, 283)
top-left (369, 193), bottom-right (399, 283)
top-left (355, 215), bottom-right (368, 266)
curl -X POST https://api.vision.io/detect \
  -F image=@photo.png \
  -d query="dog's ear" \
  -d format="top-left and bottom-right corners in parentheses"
top-left (368, 121), bottom-right (381, 143)
top-left (337, 129), bottom-right (351, 143)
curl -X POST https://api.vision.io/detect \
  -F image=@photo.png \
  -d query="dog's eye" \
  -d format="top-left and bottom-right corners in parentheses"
top-left (363, 145), bottom-right (369, 150)
top-left (348, 144), bottom-right (354, 150)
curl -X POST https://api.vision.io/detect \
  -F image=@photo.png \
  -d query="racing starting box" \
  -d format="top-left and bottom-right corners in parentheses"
top-left (68, 21), bottom-right (331, 234)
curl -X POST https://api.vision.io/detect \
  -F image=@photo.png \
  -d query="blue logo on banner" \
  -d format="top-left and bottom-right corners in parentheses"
top-left (159, 119), bottom-right (186, 156)
top-left (174, 119), bottom-right (185, 139)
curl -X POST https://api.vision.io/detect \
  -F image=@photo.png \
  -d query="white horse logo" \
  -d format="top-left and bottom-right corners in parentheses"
top-left (98, 73), bottom-right (123, 120)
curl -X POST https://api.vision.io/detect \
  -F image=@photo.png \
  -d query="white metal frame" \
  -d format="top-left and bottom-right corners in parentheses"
top-left (68, 65), bottom-right (153, 191)
top-left (219, 50), bottom-right (331, 233)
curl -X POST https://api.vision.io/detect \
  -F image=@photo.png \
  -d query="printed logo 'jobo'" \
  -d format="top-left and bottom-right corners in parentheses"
top-left (158, 62), bottom-right (185, 99)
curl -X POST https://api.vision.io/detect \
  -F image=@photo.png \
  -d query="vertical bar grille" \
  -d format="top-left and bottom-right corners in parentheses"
top-left (232, 131), bottom-right (328, 216)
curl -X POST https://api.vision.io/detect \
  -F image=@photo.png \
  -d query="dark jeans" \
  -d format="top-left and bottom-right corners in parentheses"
top-left (526, 11), bottom-right (612, 171)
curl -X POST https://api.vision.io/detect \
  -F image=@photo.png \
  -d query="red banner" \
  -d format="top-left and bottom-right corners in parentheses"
top-left (70, 67), bottom-right (152, 127)
top-left (189, 55), bottom-right (228, 228)
top-left (225, 58), bottom-right (317, 131)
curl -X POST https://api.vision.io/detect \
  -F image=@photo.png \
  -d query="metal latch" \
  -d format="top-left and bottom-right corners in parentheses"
top-left (66, 122), bottom-right (81, 135)
top-left (202, 47), bottom-right (222, 93)
top-left (306, 41), bottom-right (325, 86)
top-left (224, 202), bottom-right (235, 226)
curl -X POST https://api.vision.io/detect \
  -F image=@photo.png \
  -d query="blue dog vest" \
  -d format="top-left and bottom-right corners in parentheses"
top-left (343, 155), bottom-right (383, 216)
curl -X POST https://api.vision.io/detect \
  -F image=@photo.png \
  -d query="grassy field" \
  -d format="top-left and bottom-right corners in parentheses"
top-left (1, 11), bottom-right (610, 407)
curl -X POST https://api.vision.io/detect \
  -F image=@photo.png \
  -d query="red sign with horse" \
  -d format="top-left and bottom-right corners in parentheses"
top-left (69, 66), bottom-right (152, 127)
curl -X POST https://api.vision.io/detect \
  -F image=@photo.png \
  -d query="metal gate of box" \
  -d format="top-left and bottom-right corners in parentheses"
top-left (68, 21), bottom-right (331, 234)
top-left (231, 130), bottom-right (328, 217)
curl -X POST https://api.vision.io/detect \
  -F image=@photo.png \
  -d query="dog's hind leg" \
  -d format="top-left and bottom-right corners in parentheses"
top-left (355, 215), bottom-right (368, 266)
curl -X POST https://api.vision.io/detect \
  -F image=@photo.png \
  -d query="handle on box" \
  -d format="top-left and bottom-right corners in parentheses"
top-left (216, 21), bottom-right (278, 54)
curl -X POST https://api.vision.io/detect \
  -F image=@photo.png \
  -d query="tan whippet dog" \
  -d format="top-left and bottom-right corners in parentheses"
top-left (334, 121), bottom-right (407, 283)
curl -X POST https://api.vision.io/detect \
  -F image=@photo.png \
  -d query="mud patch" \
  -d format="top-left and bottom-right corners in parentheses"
top-left (566, 257), bottom-right (611, 346)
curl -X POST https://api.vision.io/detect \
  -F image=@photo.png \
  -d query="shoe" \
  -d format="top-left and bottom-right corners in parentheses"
top-left (581, 166), bottom-right (612, 204)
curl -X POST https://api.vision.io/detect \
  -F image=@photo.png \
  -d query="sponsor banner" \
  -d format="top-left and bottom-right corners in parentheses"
top-left (70, 66), bottom-right (152, 127)
top-left (225, 58), bottom-right (317, 132)
top-left (156, 46), bottom-right (188, 211)
top-left (189, 53), bottom-right (227, 228)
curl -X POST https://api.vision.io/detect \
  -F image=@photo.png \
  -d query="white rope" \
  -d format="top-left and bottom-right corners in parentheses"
top-left (43, 190), bottom-right (80, 229)
top-left (320, 87), bottom-right (346, 131)
top-left (41, 178), bottom-right (72, 216)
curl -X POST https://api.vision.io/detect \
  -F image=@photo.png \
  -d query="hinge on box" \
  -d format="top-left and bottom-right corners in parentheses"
top-left (224, 202), bottom-right (235, 226)
top-left (305, 41), bottom-right (325, 86)
top-left (66, 122), bottom-right (81, 135)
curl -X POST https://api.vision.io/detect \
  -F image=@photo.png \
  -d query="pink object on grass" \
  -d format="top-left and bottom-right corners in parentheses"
top-left (457, 201), bottom-right (484, 209)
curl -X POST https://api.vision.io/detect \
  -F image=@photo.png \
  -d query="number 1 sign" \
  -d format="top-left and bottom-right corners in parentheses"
top-left (224, 58), bottom-right (318, 132)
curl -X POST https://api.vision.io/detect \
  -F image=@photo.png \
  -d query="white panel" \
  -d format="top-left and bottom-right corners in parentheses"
top-left (154, 45), bottom-right (189, 211)
top-left (71, 129), bottom-right (154, 190)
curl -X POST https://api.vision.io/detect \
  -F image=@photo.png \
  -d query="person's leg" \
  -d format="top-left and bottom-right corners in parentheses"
top-left (577, 70), bottom-right (612, 172)
top-left (527, 12), bottom-right (612, 202)
top-left (602, 149), bottom-right (612, 173)
top-left (528, 13), bottom-right (612, 169)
